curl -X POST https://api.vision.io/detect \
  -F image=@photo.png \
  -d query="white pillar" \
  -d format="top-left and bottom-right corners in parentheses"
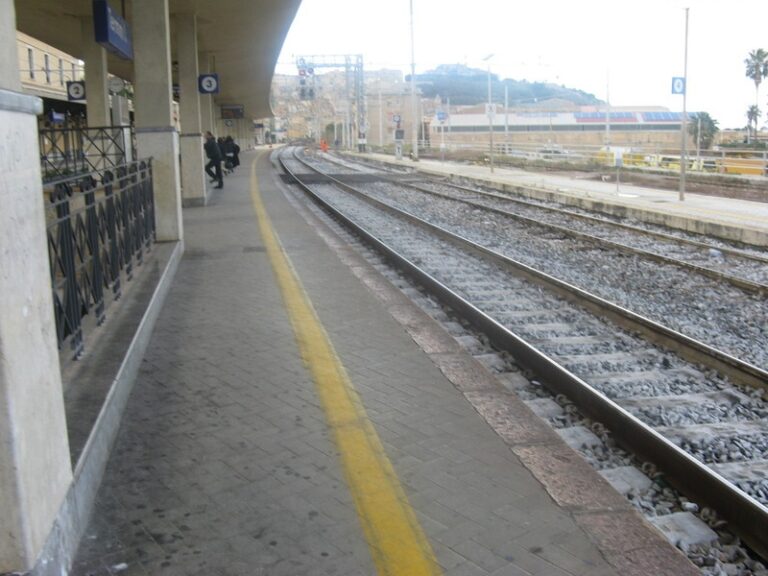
top-left (0, 1), bottom-right (73, 572)
top-left (133, 0), bottom-right (183, 242)
top-left (176, 13), bottom-right (207, 206)
top-left (199, 52), bottom-right (215, 135)
top-left (81, 17), bottom-right (111, 127)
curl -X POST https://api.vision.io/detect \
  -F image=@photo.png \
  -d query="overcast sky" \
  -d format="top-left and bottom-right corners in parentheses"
top-left (276, 0), bottom-right (768, 129)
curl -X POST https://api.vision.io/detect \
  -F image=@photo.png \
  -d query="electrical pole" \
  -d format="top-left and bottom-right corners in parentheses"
top-left (409, 0), bottom-right (418, 160)
top-left (504, 83), bottom-right (508, 142)
top-left (484, 54), bottom-right (494, 173)
top-left (680, 7), bottom-right (689, 201)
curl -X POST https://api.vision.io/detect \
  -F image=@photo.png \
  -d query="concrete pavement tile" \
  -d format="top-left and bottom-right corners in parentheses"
top-left (488, 543), bottom-right (574, 576)
top-left (605, 545), bottom-right (701, 576)
top-left (432, 542), bottom-right (473, 571)
top-left (464, 390), bottom-right (561, 446)
top-left (430, 352), bottom-right (500, 392)
top-left (513, 444), bottom-right (628, 511)
top-left (574, 511), bottom-right (676, 554)
top-left (488, 564), bottom-right (534, 576)
top-left (445, 561), bottom-right (491, 575)
top-left (390, 306), bottom-right (464, 354)
top-left (450, 539), bottom-right (510, 573)
top-left (432, 519), bottom-right (486, 548)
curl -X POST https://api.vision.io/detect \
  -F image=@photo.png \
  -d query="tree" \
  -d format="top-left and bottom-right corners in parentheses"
top-left (744, 49), bottom-right (768, 142)
top-left (747, 105), bottom-right (761, 140)
top-left (688, 112), bottom-right (719, 150)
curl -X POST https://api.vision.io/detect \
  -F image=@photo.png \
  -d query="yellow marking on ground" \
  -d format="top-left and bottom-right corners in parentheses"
top-left (249, 157), bottom-right (442, 576)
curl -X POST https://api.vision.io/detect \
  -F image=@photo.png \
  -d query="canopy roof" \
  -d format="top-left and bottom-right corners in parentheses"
top-left (15, 0), bottom-right (302, 118)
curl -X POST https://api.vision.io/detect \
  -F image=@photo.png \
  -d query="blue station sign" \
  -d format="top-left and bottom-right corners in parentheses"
top-left (93, 0), bottom-right (133, 60)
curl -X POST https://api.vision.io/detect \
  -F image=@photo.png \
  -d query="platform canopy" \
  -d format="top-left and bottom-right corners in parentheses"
top-left (14, 0), bottom-right (301, 119)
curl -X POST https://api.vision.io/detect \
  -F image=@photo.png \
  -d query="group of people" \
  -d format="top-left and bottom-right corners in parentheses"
top-left (204, 132), bottom-right (241, 189)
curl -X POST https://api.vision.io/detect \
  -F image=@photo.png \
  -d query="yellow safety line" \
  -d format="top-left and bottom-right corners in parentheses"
top-left (249, 158), bottom-right (442, 576)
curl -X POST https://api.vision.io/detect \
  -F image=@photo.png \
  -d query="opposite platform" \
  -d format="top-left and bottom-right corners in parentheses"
top-left (70, 149), bottom-right (697, 575)
top-left (357, 152), bottom-right (768, 247)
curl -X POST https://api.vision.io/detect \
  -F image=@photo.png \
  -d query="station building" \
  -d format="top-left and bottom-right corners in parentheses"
top-left (430, 106), bottom-right (692, 148)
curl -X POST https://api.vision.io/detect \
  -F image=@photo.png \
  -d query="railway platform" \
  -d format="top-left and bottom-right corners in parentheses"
top-left (357, 153), bottom-right (768, 247)
top-left (71, 149), bottom-right (699, 575)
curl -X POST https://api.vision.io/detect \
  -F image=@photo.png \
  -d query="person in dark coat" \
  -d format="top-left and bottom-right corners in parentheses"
top-left (225, 136), bottom-right (240, 169)
top-left (221, 136), bottom-right (235, 174)
top-left (204, 131), bottom-right (223, 188)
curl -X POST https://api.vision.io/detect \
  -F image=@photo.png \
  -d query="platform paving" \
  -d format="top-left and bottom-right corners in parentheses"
top-left (70, 149), bottom-right (698, 575)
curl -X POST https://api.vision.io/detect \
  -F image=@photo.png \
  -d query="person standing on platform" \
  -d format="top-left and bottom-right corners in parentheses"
top-left (226, 136), bottom-right (241, 170)
top-left (204, 131), bottom-right (223, 189)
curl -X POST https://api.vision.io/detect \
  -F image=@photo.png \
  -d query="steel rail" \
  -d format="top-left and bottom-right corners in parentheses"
top-left (279, 147), bottom-right (768, 560)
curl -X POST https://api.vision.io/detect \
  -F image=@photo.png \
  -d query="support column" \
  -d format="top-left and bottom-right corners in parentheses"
top-left (0, 1), bottom-right (73, 572)
top-left (176, 13), bottom-right (207, 207)
top-left (80, 17), bottom-right (110, 127)
top-left (133, 0), bottom-right (183, 242)
top-left (198, 52), bottom-right (215, 135)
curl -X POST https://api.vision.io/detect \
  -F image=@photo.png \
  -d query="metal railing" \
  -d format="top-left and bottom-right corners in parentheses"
top-left (46, 160), bottom-right (155, 359)
top-left (408, 139), bottom-right (768, 177)
top-left (40, 125), bottom-right (135, 184)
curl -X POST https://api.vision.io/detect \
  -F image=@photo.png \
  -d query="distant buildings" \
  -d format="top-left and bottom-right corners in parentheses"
top-left (269, 68), bottom-right (726, 151)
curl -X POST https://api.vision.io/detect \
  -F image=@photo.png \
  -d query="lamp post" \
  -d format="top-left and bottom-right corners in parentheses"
top-left (483, 53), bottom-right (494, 173)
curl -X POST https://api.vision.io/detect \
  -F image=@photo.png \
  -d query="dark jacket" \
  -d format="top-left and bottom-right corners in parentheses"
top-left (204, 137), bottom-right (222, 161)
top-left (221, 138), bottom-right (235, 156)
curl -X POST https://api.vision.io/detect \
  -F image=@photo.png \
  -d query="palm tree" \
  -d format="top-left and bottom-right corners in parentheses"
top-left (688, 112), bottom-right (719, 150)
top-left (744, 49), bottom-right (768, 142)
top-left (746, 105), bottom-right (761, 140)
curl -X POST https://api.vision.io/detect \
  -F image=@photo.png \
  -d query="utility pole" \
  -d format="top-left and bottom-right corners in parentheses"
top-left (504, 83), bottom-right (508, 141)
top-left (605, 71), bottom-right (611, 149)
top-left (378, 73), bottom-right (383, 148)
top-left (484, 54), bottom-right (494, 173)
top-left (680, 7), bottom-right (689, 201)
top-left (409, 0), bottom-right (418, 160)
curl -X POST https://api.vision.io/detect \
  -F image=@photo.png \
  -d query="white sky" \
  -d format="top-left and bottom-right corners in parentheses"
top-left (276, 0), bottom-right (768, 129)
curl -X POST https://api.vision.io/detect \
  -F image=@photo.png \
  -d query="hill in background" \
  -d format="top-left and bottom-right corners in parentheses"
top-left (408, 64), bottom-right (601, 107)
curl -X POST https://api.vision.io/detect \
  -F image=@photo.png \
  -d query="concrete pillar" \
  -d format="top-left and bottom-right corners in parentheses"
top-left (0, 1), bottom-right (73, 572)
top-left (81, 17), bottom-right (111, 127)
top-left (133, 0), bottom-right (183, 242)
top-left (198, 53), bottom-right (215, 135)
top-left (176, 13), bottom-right (207, 207)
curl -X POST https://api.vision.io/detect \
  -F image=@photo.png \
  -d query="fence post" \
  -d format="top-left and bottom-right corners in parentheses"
top-left (52, 182), bottom-right (83, 358)
top-left (118, 165), bottom-right (134, 281)
top-left (129, 163), bottom-right (144, 266)
top-left (103, 170), bottom-right (122, 300)
top-left (83, 176), bottom-right (105, 325)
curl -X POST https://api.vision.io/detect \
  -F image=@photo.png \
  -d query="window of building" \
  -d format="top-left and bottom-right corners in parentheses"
top-left (71, 62), bottom-right (76, 81)
top-left (27, 48), bottom-right (34, 79)
top-left (44, 54), bottom-right (51, 84)
top-left (59, 58), bottom-right (64, 85)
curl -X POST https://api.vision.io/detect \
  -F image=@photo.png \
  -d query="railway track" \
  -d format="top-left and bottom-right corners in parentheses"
top-left (307, 151), bottom-right (768, 378)
top-left (328, 152), bottom-right (768, 291)
top-left (278, 147), bottom-right (768, 562)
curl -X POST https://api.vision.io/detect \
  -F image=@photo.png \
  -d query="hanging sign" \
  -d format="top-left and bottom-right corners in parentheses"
top-left (221, 105), bottom-right (244, 119)
top-left (198, 74), bottom-right (220, 94)
top-left (67, 81), bottom-right (86, 101)
top-left (93, 1), bottom-right (133, 60)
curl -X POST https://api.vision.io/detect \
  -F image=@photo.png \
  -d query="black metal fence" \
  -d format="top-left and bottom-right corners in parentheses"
top-left (46, 160), bottom-right (155, 359)
top-left (40, 126), bottom-right (135, 184)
